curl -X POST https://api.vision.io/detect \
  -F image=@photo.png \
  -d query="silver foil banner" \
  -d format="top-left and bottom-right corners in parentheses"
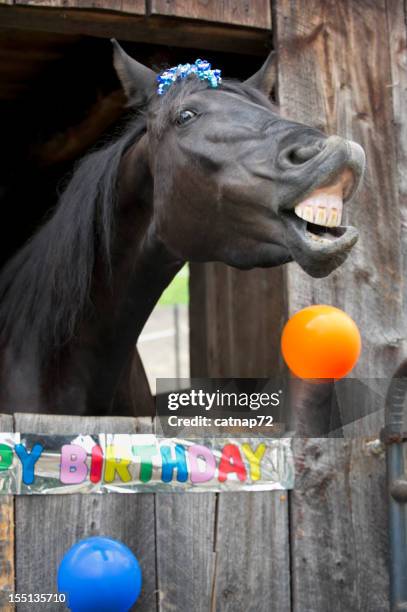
top-left (0, 434), bottom-right (294, 494)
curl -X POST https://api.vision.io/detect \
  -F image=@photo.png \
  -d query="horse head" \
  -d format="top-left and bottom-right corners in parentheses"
top-left (113, 41), bottom-right (365, 279)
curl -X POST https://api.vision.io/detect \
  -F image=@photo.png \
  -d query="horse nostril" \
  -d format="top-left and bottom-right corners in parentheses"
top-left (285, 142), bottom-right (325, 166)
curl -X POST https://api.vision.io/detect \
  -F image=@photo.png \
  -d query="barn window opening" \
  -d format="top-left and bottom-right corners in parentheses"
top-left (137, 264), bottom-right (190, 394)
top-left (0, 32), bottom-right (262, 399)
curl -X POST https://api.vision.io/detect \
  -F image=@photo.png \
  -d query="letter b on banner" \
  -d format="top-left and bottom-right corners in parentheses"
top-left (60, 444), bottom-right (88, 484)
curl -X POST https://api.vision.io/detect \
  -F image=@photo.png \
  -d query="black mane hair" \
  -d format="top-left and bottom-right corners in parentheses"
top-left (0, 115), bottom-right (146, 357)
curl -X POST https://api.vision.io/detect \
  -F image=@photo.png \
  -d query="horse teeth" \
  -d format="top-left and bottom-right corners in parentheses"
top-left (294, 193), bottom-right (343, 228)
top-left (315, 207), bottom-right (327, 225)
top-left (327, 208), bottom-right (341, 227)
top-left (303, 206), bottom-right (314, 222)
top-left (294, 204), bottom-right (314, 223)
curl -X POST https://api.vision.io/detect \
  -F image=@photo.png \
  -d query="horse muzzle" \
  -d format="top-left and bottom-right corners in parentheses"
top-left (279, 136), bottom-right (366, 277)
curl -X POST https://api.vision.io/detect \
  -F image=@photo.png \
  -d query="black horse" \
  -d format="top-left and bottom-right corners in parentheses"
top-left (0, 42), bottom-right (365, 416)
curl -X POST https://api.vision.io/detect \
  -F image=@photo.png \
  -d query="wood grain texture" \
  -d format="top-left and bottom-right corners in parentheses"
top-left (0, 5), bottom-right (271, 55)
top-left (274, 0), bottom-right (403, 379)
top-left (212, 492), bottom-right (290, 611)
top-left (387, 0), bottom-right (407, 317)
top-left (0, 415), bottom-right (15, 612)
top-left (190, 263), bottom-right (287, 377)
top-left (149, 0), bottom-right (271, 29)
top-left (291, 436), bottom-right (388, 612)
top-left (189, 264), bottom-right (291, 610)
top-left (155, 493), bottom-right (216, 611)
top-left (273, 0), bottom-right (403, 609)
top-left (15, 0), bottom-right (145, 14)
top-left (13, 414), bottom-right (157, 612)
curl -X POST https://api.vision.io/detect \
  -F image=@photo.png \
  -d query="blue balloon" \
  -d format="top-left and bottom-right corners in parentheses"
top-left (57, 536), bottom-right (142, 612)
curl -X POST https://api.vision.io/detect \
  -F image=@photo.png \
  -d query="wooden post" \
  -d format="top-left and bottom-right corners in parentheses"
top-left (387, 0), bottom-right (407, 309)
top-left (189, 264), bottom-right (286, 377)
top-left (0, 415), bottom-right (14, 612)
top-left (273, 1), bottom-right (405, 609)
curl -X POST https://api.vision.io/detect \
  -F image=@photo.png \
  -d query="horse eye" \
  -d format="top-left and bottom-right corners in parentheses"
top-left (176, 109), bottom-right (197, 125)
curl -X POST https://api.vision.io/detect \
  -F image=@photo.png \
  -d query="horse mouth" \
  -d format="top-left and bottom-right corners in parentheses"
top-left (282, 167), bottom-right (360, 277)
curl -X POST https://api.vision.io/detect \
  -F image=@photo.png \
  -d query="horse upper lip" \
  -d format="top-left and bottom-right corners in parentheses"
top-left (279, 137), bottom-right (365, 214)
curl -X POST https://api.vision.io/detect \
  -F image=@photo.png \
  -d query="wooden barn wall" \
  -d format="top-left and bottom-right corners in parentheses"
top-left (0, 1), bottom-right (271, 55)
top-left (149, 0), bottom-right (271, 28)
top-left (274, 3), bottom-right (405, 608)
top-left (1, 0), bottom-right (271, 29)
top-left (0, 1), bottom-right (404, 611)
top-left (0, 414), bottom-right (289, 612)
top-left (189, 0), bottom-right (407, 611)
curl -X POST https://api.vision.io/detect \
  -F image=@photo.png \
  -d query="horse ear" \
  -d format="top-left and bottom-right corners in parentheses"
top-left (244, 51), bottom-right (277, 96)
top-left (111, 39), bottom-right (157, 107)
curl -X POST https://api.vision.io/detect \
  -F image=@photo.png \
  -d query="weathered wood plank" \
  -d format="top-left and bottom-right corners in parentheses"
top-left (188, 265), bottom-right (291, 609)
top-left (149, 0), bottom-right (272, 29)
top-left (274, 0), bottom-right (403, 609)
top-left (291, 436), bottom-right (388, 612)
top-left (212, 492), bottom-right (290, 611)
top-left (15, 0), bottom-right (145, 14)
top-left (189, 263), bottom-right (290, 612)
top-left (387, 0), bottom-right (407, 314)
top-left (190, 264), bottom-right (286, 377)
top-left (275, 0), bottom-right (403, 369)
top-left (14, 414), bottom-right (157, 612)
top-left (0, 6), bottom-right (271, 55)
top-left (155, 493), bottom-right (216, 611)
top-left (0, 415), bottom-right (15, 612)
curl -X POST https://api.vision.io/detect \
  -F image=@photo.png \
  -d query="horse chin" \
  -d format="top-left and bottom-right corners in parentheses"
top-left (284, 212), bottom-right (359, 278)
top-left (224, 243), bottom-right (294, 270)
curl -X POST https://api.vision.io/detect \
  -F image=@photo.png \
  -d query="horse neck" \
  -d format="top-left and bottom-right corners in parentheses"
top-left (104, 134), bottom-right (183, 337)
top-left (78, 135), bottom-right (183, 357)
top-left (70, 134), bottom-right (183, 406)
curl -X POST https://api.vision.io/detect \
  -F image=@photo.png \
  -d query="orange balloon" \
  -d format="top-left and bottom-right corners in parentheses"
top-left (281, 305), bottom-right (361, 380)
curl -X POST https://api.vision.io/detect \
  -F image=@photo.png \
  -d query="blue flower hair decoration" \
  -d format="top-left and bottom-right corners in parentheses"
top-left (157, 59), bottom-right (222, 95)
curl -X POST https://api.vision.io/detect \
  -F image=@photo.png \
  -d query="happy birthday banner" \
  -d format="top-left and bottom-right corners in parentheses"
top-left (0, 434), bottom-right (294, 494)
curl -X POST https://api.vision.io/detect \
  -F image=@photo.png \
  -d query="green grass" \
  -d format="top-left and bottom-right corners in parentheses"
top-left (158, 264), bottom-right (189, 305)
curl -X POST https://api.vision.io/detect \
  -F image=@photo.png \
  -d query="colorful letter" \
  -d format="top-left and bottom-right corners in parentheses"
top-left (104, 445), bottom-right (132, 483)
top-left (188, 444), bottom-right (216, 484)
top-left (90, 444), bottom-right (103, 484)
top-left (160, 444), bottom-right (188, 483)
top-left (0, 443), bottom-right (13, 471)
top-left (241, 443), bottom-right (266, 481)
top-left (218, 444), bottom-right (247, 483)
top-left (60, 444), bottom-right (88, 484)
top-left (132, 445), bottom-right (157, 483)
top-left (15, 443), bottom-right (44, 485)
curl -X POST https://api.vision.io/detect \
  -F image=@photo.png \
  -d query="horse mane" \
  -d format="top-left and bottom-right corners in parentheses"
top-left (0, 114), bottom-right (146, 358)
